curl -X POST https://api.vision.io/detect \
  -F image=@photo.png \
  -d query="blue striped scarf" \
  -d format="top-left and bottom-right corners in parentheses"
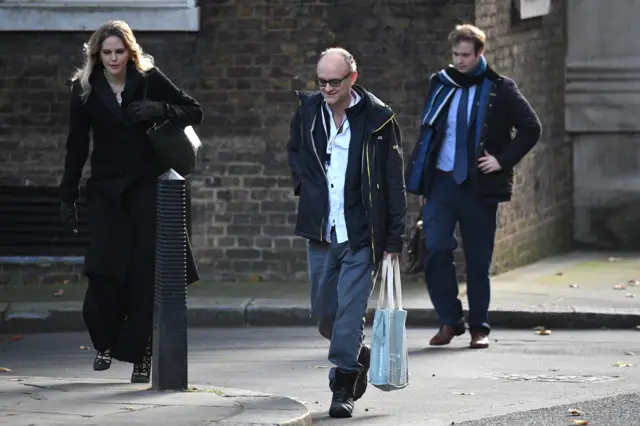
top-left (407, 57), bottom-right (494, 195)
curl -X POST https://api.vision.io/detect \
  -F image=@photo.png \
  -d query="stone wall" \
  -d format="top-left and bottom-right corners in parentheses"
top-left (0, 0), bottom-right (571, 281)
top-left (476, 0), bottom-right (572, 273)
top-left (567, 1), bottom-right (640, 250)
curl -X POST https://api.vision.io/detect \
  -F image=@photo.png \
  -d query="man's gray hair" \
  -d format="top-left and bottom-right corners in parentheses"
top-left (319, 47), bottom-right (358, 73)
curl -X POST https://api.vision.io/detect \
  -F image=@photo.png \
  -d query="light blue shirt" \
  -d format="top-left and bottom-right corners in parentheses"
top-left (436, 85), bottom-right (476, 171)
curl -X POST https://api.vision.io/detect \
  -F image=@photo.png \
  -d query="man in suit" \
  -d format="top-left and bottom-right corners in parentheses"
top-left (405, 24), bottom-right (541, 349)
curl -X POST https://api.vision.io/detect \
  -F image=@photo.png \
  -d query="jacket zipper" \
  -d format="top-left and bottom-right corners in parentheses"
top-left (365, 136), bottom-right (376, 262)
top-left (308, 114), bottom-right (329, 241)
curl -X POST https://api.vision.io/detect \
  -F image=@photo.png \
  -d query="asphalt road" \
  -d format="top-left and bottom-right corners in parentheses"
top-left (1, 327), bottom-right (639, 425)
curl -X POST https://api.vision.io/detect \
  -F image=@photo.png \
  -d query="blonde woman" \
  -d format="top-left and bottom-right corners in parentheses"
top-left (59, 20), bottom-right (202, 383)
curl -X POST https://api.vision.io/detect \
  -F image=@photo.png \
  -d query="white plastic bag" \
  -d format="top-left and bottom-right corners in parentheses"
top-left (369, 256), bottom-right (410, 391)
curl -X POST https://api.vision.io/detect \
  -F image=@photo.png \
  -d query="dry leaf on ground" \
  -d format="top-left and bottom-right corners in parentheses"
top-left (568, 408), bottom-right (584, 416)
top-left (536, 329), bottom-right (552, 336)
top-left (570, 420), bottom-right (589, 425)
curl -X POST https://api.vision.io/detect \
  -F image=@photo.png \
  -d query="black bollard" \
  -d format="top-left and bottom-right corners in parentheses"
top-left (152, 169), bottom-right (188, 391)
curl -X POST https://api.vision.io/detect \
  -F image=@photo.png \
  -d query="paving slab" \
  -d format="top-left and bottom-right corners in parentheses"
top-left (0, 376), bottom-right (311, 426)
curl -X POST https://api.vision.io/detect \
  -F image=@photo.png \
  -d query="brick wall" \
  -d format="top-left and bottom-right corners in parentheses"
top-left (0, 0), bottom-right (570, 281)
top-left (475, 0), bottom-right (572, 274)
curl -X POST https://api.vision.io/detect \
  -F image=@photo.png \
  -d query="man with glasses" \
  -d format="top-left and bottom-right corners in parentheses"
top-left (287, 47), bottom-right (407, 418)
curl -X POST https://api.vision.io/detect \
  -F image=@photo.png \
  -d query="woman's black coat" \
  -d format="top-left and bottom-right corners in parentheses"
top-left (60, 61), bottom-right (203, 362)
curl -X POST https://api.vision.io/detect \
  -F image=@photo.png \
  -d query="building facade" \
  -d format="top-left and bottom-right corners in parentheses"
top-left (0, 0), bottom-right (571, 282)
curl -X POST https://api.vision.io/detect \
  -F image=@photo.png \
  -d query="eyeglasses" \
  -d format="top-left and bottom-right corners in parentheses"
top-left (316, 72), bottom-right (351, 88)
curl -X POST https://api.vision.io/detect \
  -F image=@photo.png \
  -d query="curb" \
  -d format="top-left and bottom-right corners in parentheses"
top-left (0, 377), bottom-right (312, 426)
top-left (1, 299), bottom-right (639, 334)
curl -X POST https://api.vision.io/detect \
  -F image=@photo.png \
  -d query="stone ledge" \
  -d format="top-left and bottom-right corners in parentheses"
top-left (0, 7), bottom-right (200, 32)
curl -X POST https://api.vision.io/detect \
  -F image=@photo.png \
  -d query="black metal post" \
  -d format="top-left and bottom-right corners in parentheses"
top-left (152, 169), bottom-right (188, 391)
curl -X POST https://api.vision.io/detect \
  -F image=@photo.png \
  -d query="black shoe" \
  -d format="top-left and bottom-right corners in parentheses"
top-left (354, 344), bottom-right (370, 401)
top-left (93, 349), bottom-right (112, 371)
top-left (329, 369), bottom-right (359, 418)
top-left (131, 343), bottom-right (152, 384)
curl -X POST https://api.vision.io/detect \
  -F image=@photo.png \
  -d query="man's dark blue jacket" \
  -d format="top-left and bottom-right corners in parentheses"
top-left (287, 85), bottom-right (407, 265)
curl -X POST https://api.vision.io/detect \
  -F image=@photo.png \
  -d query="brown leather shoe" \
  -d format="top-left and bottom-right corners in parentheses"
top-left (429, 325), bottom-right (465, 346)
top-left (469, 330), bottom-right (490, 349)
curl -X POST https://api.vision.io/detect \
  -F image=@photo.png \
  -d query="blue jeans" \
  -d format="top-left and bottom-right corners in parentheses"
top-left (311, 230), bottom-right (374, 372)
top-left (423, 171), bottom-right (498, 334)
top-left (307, 239), bottom-right (330, 310)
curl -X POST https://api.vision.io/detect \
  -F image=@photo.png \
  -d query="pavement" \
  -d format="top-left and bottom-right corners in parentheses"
top-left (1, 251), bottom-right (640, 334)
top-left (0, 376), bottom-right (311, 425)
top-left (2, 328), bottom-right (640, 425)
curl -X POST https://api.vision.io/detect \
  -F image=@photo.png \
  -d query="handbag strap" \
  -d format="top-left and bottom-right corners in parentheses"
top-left (376, 257), bottom-right (398, 310)
top-left (376, 259), bottom-right (388, 309)
top-left (392, 257), bottom-right (404, 310)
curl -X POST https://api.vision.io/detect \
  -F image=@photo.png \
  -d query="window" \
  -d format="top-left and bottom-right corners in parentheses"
top-left (0, 0), bottom-right (200, 32)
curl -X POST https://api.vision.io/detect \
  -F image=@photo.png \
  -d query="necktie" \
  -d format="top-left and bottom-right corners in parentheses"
top-left (453, 87), bottom-right (469, 185)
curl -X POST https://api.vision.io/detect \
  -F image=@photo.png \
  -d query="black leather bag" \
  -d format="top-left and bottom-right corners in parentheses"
top-left (401, 207), bottom-right (425, 275)
top-left (143, 83), bottom-right (202, 177)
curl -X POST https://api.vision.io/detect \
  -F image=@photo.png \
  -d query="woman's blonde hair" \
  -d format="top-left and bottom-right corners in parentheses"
top-left (71, 20), bottom-right (155, 101)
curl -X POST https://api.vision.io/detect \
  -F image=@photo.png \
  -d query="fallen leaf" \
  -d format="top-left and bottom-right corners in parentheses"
top-left (247, 273), bottom-right (262, 282)
top-left (453, 392), bottom-right (475, 396)
top-left (614, 361), bottom-right (633, 367)
top-left (613, 284), bottom-right (626, 290)
top-left (625, 293), bottom-right (636, 298)
top-left (536, 329), bottom-right (552, 336)
top-left (568, 408), bottom-right (584, 416)
top-left (10, 336), bottom-right (23, 342)
top-left (0, 367), bottom-right (11, 373)
top-left (569, 284), bottom-right (579, 288)
top-left (571, 420), bottom-right (589, 425)
top-left (53, 288), bottom-right (64, 297)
